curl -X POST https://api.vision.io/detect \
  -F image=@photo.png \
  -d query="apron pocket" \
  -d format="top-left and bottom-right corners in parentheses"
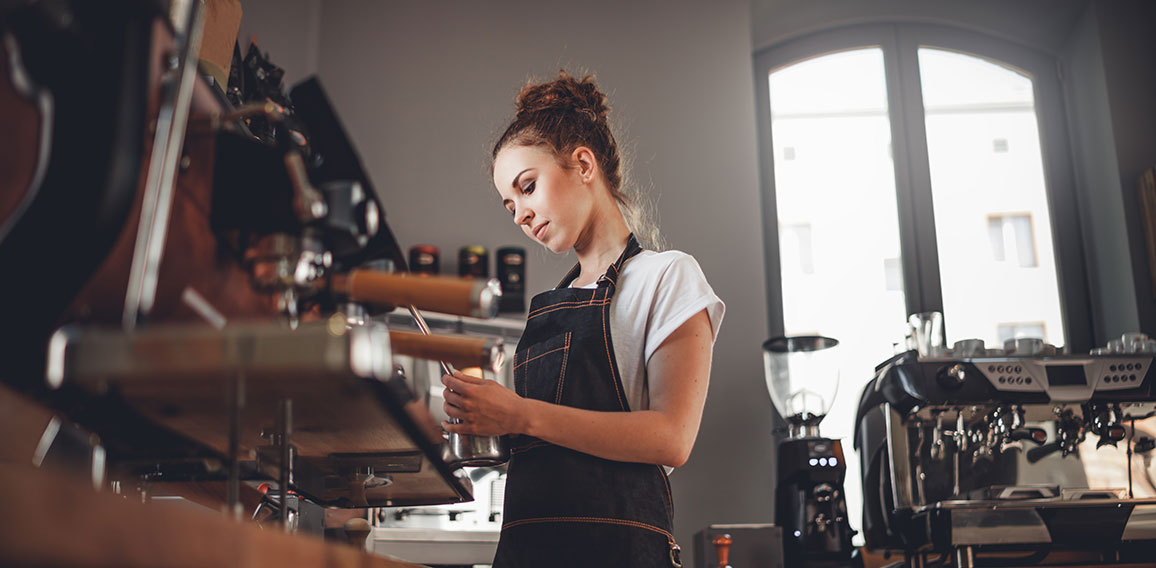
top-left (514, 331), bottom-right (571, 403)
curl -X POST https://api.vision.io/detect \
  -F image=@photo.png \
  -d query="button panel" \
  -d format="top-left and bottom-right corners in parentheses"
top-left (969, 356), bottom-right (1152, 396)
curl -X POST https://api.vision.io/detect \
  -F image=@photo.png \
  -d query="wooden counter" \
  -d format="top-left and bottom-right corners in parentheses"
top-left (0, 463), bottom-right (424, 568)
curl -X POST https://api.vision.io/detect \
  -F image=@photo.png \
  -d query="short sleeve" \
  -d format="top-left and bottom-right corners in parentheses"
top-left (643, 253), bottom-right (725, 364)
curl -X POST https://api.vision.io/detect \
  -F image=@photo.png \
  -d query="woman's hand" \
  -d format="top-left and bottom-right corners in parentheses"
top-left (442, 371), bottom-right (528, 437)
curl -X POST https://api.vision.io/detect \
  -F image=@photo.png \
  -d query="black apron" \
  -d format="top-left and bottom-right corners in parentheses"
top-left (492, 235), bottom-right (681, 568)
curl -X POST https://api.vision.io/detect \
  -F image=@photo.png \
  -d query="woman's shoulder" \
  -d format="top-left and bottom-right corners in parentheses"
top-left (621, 249), bottom-right (711, 286)
top-left (626, 248), bottom-right (699, 270)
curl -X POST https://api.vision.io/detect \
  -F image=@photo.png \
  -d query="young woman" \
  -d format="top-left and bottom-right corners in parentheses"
top-left (441, 71), bottom-right (724, 567)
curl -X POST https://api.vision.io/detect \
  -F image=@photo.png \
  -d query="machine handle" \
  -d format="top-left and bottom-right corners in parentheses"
top-left (389, 331), bottom-right (504, 373)
top-left (712, 533), bottom-right (732, 568)
top-left (1026, 442), bottom-right (1060, 463)
top-left (330, 270), bottom-right (501, 318)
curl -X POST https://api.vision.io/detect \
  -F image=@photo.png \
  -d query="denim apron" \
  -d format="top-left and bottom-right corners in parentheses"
top-left (491, 235), bottom-right (681, 568)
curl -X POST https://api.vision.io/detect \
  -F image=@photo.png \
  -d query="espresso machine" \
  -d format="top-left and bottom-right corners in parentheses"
top-left (763, 336), bottom-right (858, 567)
top-left (856, 331), bottom-right (1156, 566)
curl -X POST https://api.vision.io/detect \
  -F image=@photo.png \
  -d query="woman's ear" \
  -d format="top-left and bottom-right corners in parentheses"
top-left (571, 146), bottom-right (597, 183)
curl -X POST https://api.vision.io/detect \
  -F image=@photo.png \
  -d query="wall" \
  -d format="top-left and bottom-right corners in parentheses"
top-left (235, 0), bottom-right (320, 85)
top-left (1093, 0), bottom-right (1156, 335)
top-left (238, 0), bottom-right (774, 559)
top-left (1059, 4), bottom-right (1139, 342)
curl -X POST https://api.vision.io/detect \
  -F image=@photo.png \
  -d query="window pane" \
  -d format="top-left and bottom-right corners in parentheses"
top-left (919, 48), bottom-right (1066, 349)
top-left (769, 48), bottom-right (908, 542)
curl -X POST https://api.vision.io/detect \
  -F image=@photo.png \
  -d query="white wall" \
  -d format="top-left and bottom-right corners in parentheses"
top-left (239, 0), bottom-right (774, 559)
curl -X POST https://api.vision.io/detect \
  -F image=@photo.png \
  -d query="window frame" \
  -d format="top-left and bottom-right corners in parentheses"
top-left (753, 23), bottom-right (1093, 352)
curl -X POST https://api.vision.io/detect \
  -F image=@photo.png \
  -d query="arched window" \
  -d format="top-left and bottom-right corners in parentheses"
top-left (754, 23), bottom-right (1092, 540)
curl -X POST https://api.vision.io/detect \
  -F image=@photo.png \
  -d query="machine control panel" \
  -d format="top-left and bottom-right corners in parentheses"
top-left (966, 356), bottom-right (1152, 401)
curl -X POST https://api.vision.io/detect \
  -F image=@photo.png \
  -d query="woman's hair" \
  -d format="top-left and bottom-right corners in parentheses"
top-left (492, 71), bottom-right (662, 250)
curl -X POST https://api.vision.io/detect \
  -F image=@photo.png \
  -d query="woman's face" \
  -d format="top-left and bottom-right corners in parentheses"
top-left (493, 144), bottom-right (593, 254)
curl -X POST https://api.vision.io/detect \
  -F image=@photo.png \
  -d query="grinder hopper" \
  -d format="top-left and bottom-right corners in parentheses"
top-left (762, 336), bottom-right (840, 439)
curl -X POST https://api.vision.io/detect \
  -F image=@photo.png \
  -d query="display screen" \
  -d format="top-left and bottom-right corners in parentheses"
top-left (1046, 364), bottom-right (1087, 386)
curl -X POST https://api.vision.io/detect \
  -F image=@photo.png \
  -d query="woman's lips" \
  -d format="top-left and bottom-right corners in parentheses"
top-left (533, 222), bottom-right (549, 240)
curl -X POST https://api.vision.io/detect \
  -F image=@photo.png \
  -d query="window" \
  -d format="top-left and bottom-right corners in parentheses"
top-left (883, 257), bottom-right (903, 291)
top-left (987, 214), bottom-right (1038, 267)
top-left (755, 23), bottom-right (1092, 544)
top-left (780, 222), bottom-right (815, 274)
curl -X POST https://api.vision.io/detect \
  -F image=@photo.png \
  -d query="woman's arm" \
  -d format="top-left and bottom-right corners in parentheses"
top-left (442, 309), bottom-right (714, 468)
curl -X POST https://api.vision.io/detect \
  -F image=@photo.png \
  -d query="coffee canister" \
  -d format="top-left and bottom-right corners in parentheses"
top-left (408, 244), bottom-right (440, 276)
top-left (458, 245), bottom-right (489, 278)
top-left (496, 246), bottom-right (526, 313)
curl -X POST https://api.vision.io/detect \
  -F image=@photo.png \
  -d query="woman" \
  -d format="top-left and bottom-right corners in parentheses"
top-left (441, 71), bottom-right (724, 567)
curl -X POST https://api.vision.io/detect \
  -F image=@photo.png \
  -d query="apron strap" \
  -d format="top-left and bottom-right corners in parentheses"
top-left (555, 234), bottom-right (643, 289)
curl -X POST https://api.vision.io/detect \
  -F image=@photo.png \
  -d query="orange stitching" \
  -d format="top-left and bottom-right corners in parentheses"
top-left (527, 300), bottom-right (591, 316)
top-left (526, 300), bottom-right (610, 320)
top-left (555, 263), bottom-right (582, 289)
top-left (503, 516), bottom-right (674, 543)
top-left (657, 465), bottom-right (674, 513)
top-left (554, 332), bottom-right (571, 404)
top-left (513, 345), bottom-right (569, 370)
top-left (601, 286), bottom-right (626, 410)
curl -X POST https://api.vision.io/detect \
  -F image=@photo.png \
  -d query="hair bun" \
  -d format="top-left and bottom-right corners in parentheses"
top-left (515, 70), bottom-right (609, 124)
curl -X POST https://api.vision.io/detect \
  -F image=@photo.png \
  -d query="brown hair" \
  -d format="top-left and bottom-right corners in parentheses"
top-left (492, 71), bottom-right (662, 250)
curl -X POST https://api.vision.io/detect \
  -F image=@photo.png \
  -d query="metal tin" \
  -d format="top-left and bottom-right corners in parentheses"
top-left (458, 245), bottom-right (488, 278)
top-left (408, 244), bottom-right (440, 276)
top-left (495, 246), bottom-right (525, 314)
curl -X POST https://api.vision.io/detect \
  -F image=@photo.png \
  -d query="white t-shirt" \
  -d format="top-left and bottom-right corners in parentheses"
top-left (573, 250), bottom-right (725, 412)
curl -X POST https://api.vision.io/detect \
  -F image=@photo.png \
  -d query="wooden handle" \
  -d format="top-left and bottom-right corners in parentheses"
top-left (712, 533), bottom-right (732, 568)
top-left (343, 517), bottom-right (372, 549)
top-left (389, 331), bottom-right (504, 372)
top-left (331, 270), bottom-right (501, 318)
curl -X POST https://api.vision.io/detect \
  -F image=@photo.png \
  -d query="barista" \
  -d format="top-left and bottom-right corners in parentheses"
top-left (441, 71), bottom-right (724, 567)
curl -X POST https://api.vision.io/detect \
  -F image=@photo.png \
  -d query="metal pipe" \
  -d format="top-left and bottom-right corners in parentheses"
top-left (123, 0), bottom-right (207, 328)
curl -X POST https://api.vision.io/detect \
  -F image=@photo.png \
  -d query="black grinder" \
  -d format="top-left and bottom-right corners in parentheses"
top-left (763, 336), bottom-right (857, 567)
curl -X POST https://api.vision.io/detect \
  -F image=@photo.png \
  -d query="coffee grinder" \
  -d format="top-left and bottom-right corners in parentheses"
top-left (763, 336), bottom-right (857, 567)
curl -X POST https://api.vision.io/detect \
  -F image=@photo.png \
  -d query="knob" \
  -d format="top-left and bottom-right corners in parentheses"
top-left (1097, 425), bottom-right (1127, 448)
top-left (343, 517), bottom-right (371, 550)
top-left (812, 482), bottom-right (836, 502)
top-left (712, 533), bottom-right (733, 568)
top-left (936, 364), bottom-right (967, 390)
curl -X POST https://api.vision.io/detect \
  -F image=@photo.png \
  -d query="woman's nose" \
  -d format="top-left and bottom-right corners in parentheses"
top-left (515, 208), bottom-right (532, 225)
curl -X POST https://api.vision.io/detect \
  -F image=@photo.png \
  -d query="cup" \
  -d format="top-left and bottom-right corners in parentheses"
top-left (908, 312), bottom-right (945, 358)
top-left (953, 338), bottom-right (985, 358)
top-left (1122, 332), bottom-right (1151, 354)
top-left (1004, 337), bottom-right (1045, 356)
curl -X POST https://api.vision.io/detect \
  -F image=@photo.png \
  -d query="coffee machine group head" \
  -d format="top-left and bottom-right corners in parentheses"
top-left (763, 336), bottom-right (857, 567)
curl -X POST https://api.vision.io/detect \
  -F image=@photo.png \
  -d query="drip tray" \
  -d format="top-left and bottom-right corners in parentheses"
top-left (965, 485), bottom-right (1128, 501)
top-left (967, 485), bottom-right (1060, 500)
top-left (916, 498), bottom-right (1156, 548)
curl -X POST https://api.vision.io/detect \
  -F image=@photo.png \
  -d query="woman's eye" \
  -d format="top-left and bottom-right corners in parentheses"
top-left (522, 181), bottom-right (536, 194)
